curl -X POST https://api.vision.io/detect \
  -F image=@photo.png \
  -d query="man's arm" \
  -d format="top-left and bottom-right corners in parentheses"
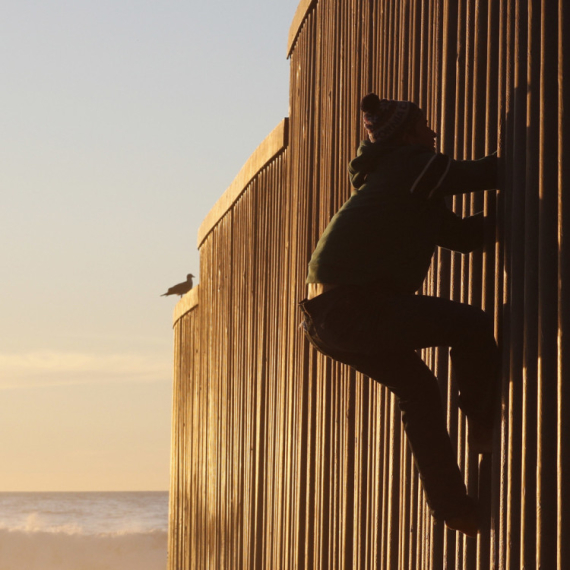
top-left (410, 152), bottom-right (499, 201)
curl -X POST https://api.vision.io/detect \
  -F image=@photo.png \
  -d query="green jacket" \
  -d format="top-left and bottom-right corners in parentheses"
top-left (306, 141), bottom-right (498, 294)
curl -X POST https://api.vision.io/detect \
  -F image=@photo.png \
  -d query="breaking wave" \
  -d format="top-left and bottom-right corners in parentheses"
top-left (0, 517), bottom-right (168, 570)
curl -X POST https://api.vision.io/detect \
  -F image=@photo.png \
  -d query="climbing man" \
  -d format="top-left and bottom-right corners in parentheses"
top-left (299, 94), bottom-right (500, 537)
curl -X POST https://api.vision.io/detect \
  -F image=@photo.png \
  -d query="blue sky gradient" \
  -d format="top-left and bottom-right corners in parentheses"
top-left (1, 0), bottom-right (298, 490)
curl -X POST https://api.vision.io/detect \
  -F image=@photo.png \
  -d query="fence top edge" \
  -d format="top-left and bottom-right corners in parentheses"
top-left (196, 117), bottom-right (289, 248)
top-left (173, 284), bottom-right (200, 326)
top-left (287, 0), bottom-right (318, 58)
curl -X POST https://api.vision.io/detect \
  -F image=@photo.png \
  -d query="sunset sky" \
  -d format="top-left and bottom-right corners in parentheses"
top-left (1, 0), bottom-right (298, 491)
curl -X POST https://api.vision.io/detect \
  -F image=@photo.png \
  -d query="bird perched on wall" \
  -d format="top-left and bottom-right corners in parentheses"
top-left (161, 274), bottom-right (194, 297)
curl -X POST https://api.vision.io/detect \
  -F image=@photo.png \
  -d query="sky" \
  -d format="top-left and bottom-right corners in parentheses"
top-left (1, 0), bottom-right (299, 491)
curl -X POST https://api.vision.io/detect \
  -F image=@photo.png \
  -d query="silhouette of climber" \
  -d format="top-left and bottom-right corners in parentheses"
top-left (299, 94), bottom-right (500, 537)
top-left (161, 274), bottom-right (194, 297)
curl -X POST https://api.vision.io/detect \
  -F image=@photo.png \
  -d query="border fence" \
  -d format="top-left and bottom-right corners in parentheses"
top-left (168, 1), bottom-right (570, 568)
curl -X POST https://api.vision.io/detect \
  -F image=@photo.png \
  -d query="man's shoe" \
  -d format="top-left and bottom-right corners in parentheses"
top-left (444, 499), bottom-right (479, 537)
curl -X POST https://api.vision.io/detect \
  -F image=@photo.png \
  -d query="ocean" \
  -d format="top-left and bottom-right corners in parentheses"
top-left (0, 491), bottom-right (169, 570)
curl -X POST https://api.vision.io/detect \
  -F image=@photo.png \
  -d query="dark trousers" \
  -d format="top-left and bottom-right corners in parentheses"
top-left (299, 283), bottom-right (499, 520)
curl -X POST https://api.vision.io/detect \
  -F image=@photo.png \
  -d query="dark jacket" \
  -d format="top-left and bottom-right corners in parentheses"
top-left (306, 141), bottom-right (498, 293)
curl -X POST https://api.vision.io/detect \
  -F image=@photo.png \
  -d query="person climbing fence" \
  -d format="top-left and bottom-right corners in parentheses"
top-left (299, 93), bottom-right (500, 537)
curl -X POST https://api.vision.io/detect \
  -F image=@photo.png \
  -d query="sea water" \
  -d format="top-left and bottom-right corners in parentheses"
top-left (0, 492), bottom-right (168, 570)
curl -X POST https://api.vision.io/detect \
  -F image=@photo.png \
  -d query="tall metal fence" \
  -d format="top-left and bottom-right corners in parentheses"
top-left (168, 0), bottom-right (570, 568)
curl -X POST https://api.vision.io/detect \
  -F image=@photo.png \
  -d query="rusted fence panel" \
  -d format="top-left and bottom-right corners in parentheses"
top-left (168, 1), bottom-right (569, 568)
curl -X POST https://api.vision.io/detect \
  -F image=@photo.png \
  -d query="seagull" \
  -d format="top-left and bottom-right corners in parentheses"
top-left (161, 274), bottom-right (194, 297)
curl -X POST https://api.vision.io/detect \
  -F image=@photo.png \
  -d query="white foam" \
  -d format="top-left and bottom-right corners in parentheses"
top-left (0, 526), bottom-right (168, 570)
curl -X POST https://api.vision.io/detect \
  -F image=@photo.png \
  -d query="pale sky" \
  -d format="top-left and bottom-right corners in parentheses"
top-left (1, 0), bottom-right (298, 491)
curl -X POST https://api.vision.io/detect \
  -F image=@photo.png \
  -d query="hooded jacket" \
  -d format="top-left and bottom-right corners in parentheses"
top-left (306, 141), bottom-right (498, 294)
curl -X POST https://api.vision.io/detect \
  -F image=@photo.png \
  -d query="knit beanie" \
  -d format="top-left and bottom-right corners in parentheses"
top-left (361, 94), bottom-right (423, 144)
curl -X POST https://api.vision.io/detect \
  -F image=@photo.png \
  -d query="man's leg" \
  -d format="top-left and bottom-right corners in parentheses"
top-left (315, 291), bottom-right (499, 433)
top-left (382, 294), bottom-right (499, 435)
top-left (339, 347), bottom-right (474, 522)
top-left (300, 289), bottom-right (498, 531)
